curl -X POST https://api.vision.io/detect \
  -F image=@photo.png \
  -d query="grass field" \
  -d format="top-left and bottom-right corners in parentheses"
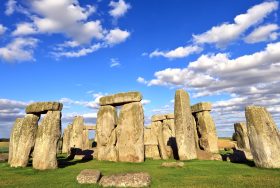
top-left (0, 156), bottom-right (280, 188)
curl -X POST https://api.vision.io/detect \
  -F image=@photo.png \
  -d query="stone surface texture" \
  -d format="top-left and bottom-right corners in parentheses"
top-left (9, 114), bottom-right (39, 167)
top-left (151, 114), bottom-right (166, 122)
top-left (76, 169), bottom-right (101, 184)
top-left (33, 111), bottom-right (61, 170)
top-left (174, 89), bottom-right (197, 160)
top-left (245, 106), bottom-right (280, 168)
top-left (62, 125), bottom-right (71, 153)
top-left (234, 122), bottom-right (251, 151)
top-left (191, 102), bottom-right (212, 113)
top-left (26, 102), bottom-right (63, 114)
top-left (99, 92), bottom-right (142, 106)
top-left (99, 172), bottom-right (151, 187)
top-left (161, 161), bottom-right (184, 168)
top-left (69, 116), bottom-right (84, 149)
top-left (117, 102), bottom-right (144, 162)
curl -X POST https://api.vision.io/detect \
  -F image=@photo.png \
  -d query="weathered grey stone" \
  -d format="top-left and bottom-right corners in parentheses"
top-left (234, 122), bottom-right (250, 151)
top-left (117, 102), bottom-right (144, 162)
top-left (26, 102), bottom-right (63, 114)
top-left (99, 92), bottom-right (142, 106)
top-left (151, 114), bottom-right (166, 122)
top-left (99, 172), bottom-right (151, 187)
top-left (192, 115), bottom-right (200, 150)
top-left (162, 120), bottom-right (173, 158)
top-left (33, 111), bottom-right (61, 170)
top-left (161, 161), bottom-right (184, 168)
top-left (69, 116), bottom-right (84, 149)
top-left (144, 145), bottom-right (161, 160)
top-left (9, 114), bottom-right (39, 167)
top-left (165, 113), bottom-right (174, 119)
top-left (96, 105), bottom-right (118, 161)
top-left (144, 128), bottom-right (157, 145)
top-left (62, 125), bottom-right (71, 153)
top-left (82, 129), bottom-right (90, 150)
top-left (245, 106), bottom-right (280, 168)
top-left (194, 111), bottom-right (219, 153)
top-left (174, 89), bottom-right (197, 160)
top-left (191, 102), bottom-right (212, 113)
top-left (151, 121), bottom-right (169, 160)
top-left (196, 149), bottom-right (222, 161)
top-left (76, 169), bottom-right (101, 184)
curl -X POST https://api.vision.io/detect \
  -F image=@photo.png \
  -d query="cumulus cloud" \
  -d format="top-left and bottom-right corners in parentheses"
top-left (109, 0), bottom-right (131, 18)
top-left (105, 28), bottom-right (130, 45)
top-left (245, 24), bottom-right (279, 43)
top-left (0, 37), bottom-right (38, 62)
top-left (193, 1), bottom-right (278, 48)
top-left (5, 0), bottom-right (16, 15)
top-left (12, 22), bottom-right (37, 36)
top-left (0, 24), bottom-right (7, 35)
top-left (149, 45), bottom-right (202, 59)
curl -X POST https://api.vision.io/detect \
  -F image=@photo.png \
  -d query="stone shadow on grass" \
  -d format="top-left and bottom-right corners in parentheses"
top-left (221, 149), bottom-right (255, 167)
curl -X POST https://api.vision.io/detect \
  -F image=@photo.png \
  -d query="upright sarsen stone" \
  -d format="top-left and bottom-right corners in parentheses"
top-left (33, 111), bottom-right (61, 170)
top-left (117, 102), bottom-right (144, 162)
top-left (245, 106), bottom-right (280, 168)
top-left (174, 89), bottom-right (197, 160)
top-left (82, 129), bottom-right (90, 150)
top-left (234, 122), bottom-right (250, 150)
top-left (69, 116), bottom-right (84, 149)
top-left (96, 105), bottom-right (118, 161)
top-left (9, 114), bottom-right (39, 167)
top-left (151, 121), bottom-right (169, 160)
top-left (62, 125), bottom-right (71, 153)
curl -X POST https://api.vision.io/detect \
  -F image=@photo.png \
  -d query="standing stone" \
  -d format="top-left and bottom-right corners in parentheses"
top-left (9, 114), bottom-right (39, 167)
top-left (245, 106), bottom-right (280, 168)
top-left (194, 111), bottom-right (219, 153)
top-left (162, 120), bottom-right (174, 158)
top-left (192, 115), bottom-right (200, 150)
top-left (234, 122), bottom-right (250, 150)
top-left (82, 129), bottom-right (90, 150)
top-left (144, 128), bottom-right (160, 159)
top-left (151, 121), bottom-right (169, 160)
top-left (117, 102), bottom-right (144, 162)
top-left (174, 89), bottom-right (197, 160)
top-left (62, 125), bottom-right (71, 153)
top-left (96, 105), bottom-right (118, 161)
top-left (69, 116), bottom-right (84, 149)
top-left (33, 111), bottom-right (61, 170)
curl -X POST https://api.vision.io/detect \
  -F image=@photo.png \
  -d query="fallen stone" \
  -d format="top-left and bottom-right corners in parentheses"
top-left (33, 111), bottom-right (61, 170)
top-left (245, 106), bottom-right (280, 168)
top-left (76, 169), bottom-right (101, 184)
top-left (99, 172), bottom-right (151, 187)
top-left (194, 111), bottom-right (219, 153)
top-left (161, 161), bottom-right (184, 168)
top-left (26, 102), bottom-right (63, 114)
top-left (9, 114), bottom-right (39, 167)
top-left (117, 102), bottom-right (144, 162)
top-left (151, 114), bottom-right (166, 122)
top-left (234, 122), bottom-right (250, 151)
top-left (69, 116), bottom-right (84, 149)
top-left (196, 150), bottom-right (222, 161)
top-left (174, 89), bottom-right (197, 160)
top-left (191, 102), bottom-right (212, 113)
top-left (99, 92), bottom-right (142, 106)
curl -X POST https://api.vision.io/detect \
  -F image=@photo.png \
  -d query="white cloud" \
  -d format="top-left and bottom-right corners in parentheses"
top-left (5, 0), bottom-right (16, 15)
top-left (141, 99), bottom-right (151, 105)
top-left (149, 45), bottom-right (202, 59)
top-left (245, 24), bottom-right (279, 43)
top-left (110, 58), bottom-right (120, 67)
top-left (109, 0), bottom-right (131, 18)
top-left (0, 24), bottom-right (7, 35)
top-left (193, 1), bottom-right (278, 48)
top-left (105, 28), bottom-right (130, 45)
top-left (0, 37), bottom-right (38, 62)
top-left (137, 77), bottom-right (148, 84)
top-left (12, 22), bottom-right (37, 36)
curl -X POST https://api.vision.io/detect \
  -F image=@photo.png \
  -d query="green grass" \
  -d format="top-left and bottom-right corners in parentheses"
top-left (0, 156), bottom-right (279, 188)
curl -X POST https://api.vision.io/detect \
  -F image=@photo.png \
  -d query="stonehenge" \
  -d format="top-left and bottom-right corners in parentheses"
top-left (96, 92), bottom-right (144, 163)
top-left (245, 106), bottom-right (280, 168)
top-left (191, 102), bottom-right (219, 153)
top-left (8, 102), bottom-right (63, 170)
top-left (174, 89), bottom-right (197, 160)
top-left (7, 90), bottom-right (280, 170)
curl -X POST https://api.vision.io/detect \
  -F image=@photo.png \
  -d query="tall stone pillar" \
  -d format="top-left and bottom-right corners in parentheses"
top-left (245, 106), bottom-right (280, 168)
top-left (69, 116), bottom-right (84, 149)
top-left (174, 89), bottom-right (197, 160)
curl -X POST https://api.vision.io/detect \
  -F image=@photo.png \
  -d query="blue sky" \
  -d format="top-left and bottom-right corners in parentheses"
top-left (0, 0), bottom-right (280, 138)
